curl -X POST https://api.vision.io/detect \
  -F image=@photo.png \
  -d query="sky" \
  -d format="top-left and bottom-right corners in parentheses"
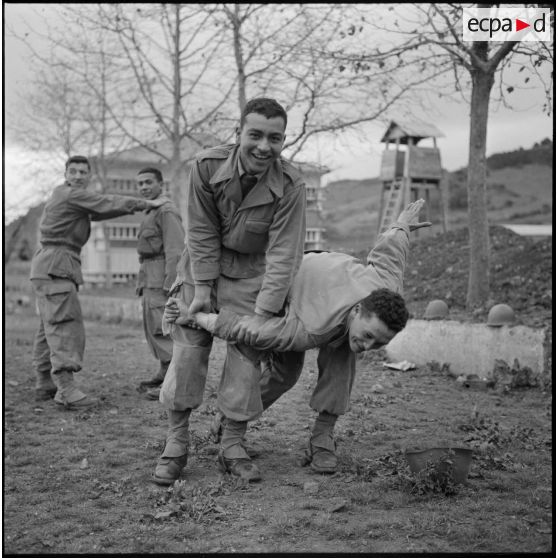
top-left (3, 3), bottom-right (554, 222)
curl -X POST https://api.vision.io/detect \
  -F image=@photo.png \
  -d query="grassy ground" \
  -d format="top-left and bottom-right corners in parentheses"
top-left (3, 307), bottom-right (553, 554)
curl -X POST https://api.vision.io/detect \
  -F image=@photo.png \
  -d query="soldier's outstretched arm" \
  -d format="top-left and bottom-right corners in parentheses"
top-left (193, 308), bottom-right (310, 353)
top-left (366, 199), bottom-right (431, 292)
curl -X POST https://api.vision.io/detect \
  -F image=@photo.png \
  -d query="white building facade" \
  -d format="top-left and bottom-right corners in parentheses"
top-left (81, 142), bottom-right (329, 285)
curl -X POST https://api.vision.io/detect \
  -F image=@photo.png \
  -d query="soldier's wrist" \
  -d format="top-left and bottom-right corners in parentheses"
top-left (255, 307), bottom-right (274, 318)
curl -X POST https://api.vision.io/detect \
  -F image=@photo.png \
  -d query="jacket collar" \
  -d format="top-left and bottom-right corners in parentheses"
top-left (209, 144), bottom-right (285, 206)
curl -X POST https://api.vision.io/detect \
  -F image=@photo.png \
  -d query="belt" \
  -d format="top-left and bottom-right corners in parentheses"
top-left (140, 254), bottom-right (165, 262)
top-left (40, 242), bottom-right (80, 254)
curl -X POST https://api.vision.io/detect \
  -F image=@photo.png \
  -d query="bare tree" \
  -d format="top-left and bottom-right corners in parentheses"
top-left (7, 10), bottom-right (135, 287)
top-left (202, 3), bottom-right (441, 163)
top-left (347, 3), bottom-right (553, 308)
top-left (82, 3), bottom-right (236, 220)
top-left (75, 3), bottom-right (431, 210)
top-left (11, 3), bottom-right (550, 301)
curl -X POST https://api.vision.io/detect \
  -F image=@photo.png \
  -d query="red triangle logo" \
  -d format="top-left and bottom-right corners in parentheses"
top-left (516, 19), bottom-right (530, 32)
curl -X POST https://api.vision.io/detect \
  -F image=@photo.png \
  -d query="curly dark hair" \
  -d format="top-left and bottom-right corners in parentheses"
top-left (137, 167), bottom-right (163, 183)
top-left (241, 97), bottom-right (287, 129)
top-left (359, 288), bottom-right (409, 333)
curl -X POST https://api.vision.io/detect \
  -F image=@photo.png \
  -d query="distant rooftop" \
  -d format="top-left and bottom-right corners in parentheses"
top-left (381, 120), bottom-right (445, 144)
top-left (100, 134), bottom-right (219, 164)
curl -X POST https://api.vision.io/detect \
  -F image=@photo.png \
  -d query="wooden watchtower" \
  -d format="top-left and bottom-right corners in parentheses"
top-left (377, 120), bottom-right (448, 236)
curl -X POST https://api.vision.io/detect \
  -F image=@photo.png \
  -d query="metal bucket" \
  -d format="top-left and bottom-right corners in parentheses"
top-left (404, 447), bottom-right (473, 484)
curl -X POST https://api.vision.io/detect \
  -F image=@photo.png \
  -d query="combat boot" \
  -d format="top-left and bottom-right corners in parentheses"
top-left (153, 409), bottom-right (190, 486)
top-left (210, 412), bottom-right (260, 458)
top-left (219, 418), bottom-right (261, 482)
top-left (138, 361), bottom-right (169, 401)
top-left (138, 361), bottom-right (170, 393)
top-left (35, 370), bottom-right (57, 401)
top-left (145, 388), bottom-right (161, 401)
top-left (303, 412), bottom-right (338, 474)
top-left (303, 433), bottom-right (338, 474)
top-left (53, 370), bottom-right (98, 410)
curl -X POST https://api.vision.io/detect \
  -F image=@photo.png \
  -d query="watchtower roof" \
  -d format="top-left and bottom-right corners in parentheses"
top-left (380, 120), bottom-right (445, 144)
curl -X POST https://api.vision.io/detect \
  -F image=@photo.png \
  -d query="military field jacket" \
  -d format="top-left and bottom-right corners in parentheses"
top-left (214, 223), bottom-right (410, 351)
top-left (289, 223), bottom-right (410, 336)
top-left (136, 196), bottom-right (185, 291)
top-left (186, 143), bottom-right (307, 314)
top-left (30, 182), bottom-right (149, 285)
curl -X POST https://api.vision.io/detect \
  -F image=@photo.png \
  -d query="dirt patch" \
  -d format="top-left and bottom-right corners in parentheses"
top-left (3, 311), bottom-right (553, 553)
top-left (357, 224), bottom-right (552, 329)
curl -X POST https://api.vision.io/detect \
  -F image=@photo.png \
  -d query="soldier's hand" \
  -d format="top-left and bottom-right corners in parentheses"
top-left (146, 198), bottom-right (166, 209)
top-left (163, 297), bottom-right (181, 324)
top-left (188, 284), bottom-right (212, 316)
top-left (397, 199), bottom-right (432, 231)
top-left (165, 297), bottom-right (202, 329)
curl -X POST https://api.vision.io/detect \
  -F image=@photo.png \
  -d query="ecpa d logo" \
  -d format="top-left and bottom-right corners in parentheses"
top-left (462, 7), bottom-right (551, 42)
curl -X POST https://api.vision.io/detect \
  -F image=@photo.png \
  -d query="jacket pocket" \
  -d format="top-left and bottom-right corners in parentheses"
top-left (43, 283), bottom-right (79, 325)
top-left (138, 227), bottom-right (163, 255)
top-left (143, 259), bottom-right (166, 288)
top-left (245, 219), bottom-right (270, 234)
top-left (241, 219), bottom-right (270, 252)
top-left (145, 296), bottom-right (166, 336)
top-left (46, 249), bottom-right (77, 281)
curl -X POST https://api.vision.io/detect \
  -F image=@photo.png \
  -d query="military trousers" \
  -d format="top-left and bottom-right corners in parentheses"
top-left (216, 307), bottom-right (357, 416)
top-left (31, 278), bottom-right (85, 375)
top-left (142, 287), bottom-right (173, 364)
top-left (160, 254), bottom-right (266, 422)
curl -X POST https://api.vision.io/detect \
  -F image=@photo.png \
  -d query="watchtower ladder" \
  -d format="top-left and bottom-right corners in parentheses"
top-left (378, 178), bottom-right (405, 233)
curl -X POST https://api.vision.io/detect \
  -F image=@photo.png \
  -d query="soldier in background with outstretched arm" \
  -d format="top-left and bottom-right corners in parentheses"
top-left (30, 155), bottom-right (165, 409)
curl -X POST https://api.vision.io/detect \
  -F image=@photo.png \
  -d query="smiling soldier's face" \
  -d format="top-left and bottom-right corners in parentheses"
top-left (348, 305), bottom-right (397, 353)
top-left (237, 112), bottom-right (286, 176)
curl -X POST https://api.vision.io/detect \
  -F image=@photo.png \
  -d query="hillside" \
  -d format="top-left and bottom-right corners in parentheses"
top-left (322, 141), bottom-right (553, 254)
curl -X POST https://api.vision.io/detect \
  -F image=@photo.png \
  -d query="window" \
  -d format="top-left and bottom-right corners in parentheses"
top-left (305, 229), bottom-right (322, 242)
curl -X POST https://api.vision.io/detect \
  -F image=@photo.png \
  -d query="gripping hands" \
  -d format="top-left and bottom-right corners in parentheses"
top-left (164, 296), bottom-right (202, 329)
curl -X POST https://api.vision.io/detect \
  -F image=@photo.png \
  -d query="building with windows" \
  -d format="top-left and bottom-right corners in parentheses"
top-left (81, 141), bottom-right (329, 285)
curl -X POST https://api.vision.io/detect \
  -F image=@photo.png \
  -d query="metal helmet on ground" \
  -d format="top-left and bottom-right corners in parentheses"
top-left (487, 303), bottom-right (515, 327)
top-left (424, 299), bottom-right (449, 319)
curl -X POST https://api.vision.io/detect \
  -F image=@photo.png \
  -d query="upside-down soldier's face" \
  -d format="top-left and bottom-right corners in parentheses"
top-left (348, 308), bottom-right (397, 353)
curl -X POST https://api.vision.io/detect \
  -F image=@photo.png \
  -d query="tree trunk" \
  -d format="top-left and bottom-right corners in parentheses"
top-left (169, 154), bottom-right (188, 230)
top-left (466, 67), bottom-right (493, 309)
top-left (232, 5), bottom-right (247, 111)
top-left (169, 6), bottom-right (188, 231)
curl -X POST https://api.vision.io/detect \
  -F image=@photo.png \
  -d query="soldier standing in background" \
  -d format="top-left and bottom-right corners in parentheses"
top-left (30, 155), bottom-right (165, 409)
top-left (135, 167), bottom-right (185, 400)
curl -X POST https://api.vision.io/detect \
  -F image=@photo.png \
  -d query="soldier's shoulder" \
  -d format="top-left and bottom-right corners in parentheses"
top-left (160, 199), bottom-right (181, 215)
top-left (53, 182), bottom-right (71, 195)
top-left (280, 158), bottom-right (305, 186)
top-left (195, 144), bottom-right (234, 163)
